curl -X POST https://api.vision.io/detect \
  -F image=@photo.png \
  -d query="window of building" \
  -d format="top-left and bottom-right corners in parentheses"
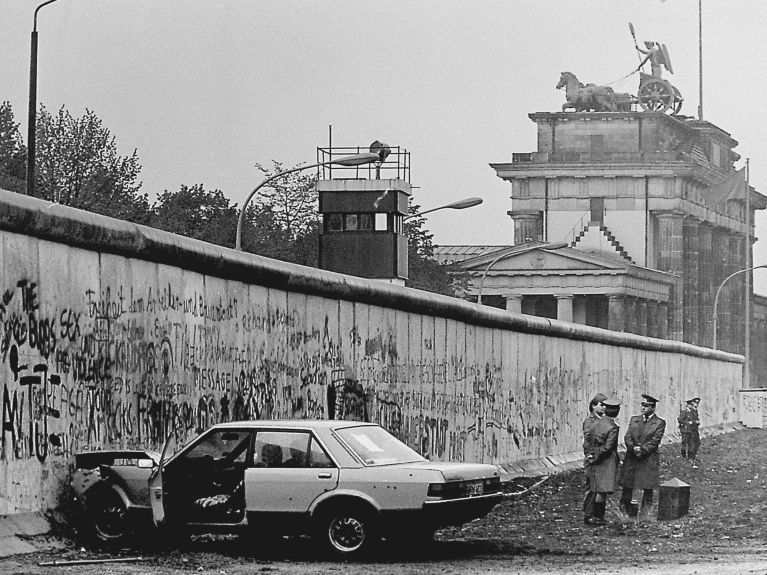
top-left (345, 214), bottom-right (358, 231)
top-left (359, 213), bottom-right (373, 231)
top-left (590, 197), bottom-right (604, 224)
top-left (374, 213), bottom-right (388, 231)
top-left (326, 213), bottom-right (343, 232)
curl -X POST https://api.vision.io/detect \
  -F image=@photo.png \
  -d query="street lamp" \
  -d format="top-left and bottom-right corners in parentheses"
top-left (26, 0), bottom-right (62, 197)
top-left (712, 264), bottom-right (767, 349)
top-left (477, 241), bottom-right (569, 305)
top-left (235, 152), bottom-right (379, 251)
top-left (403, 197), bottom-right (483, 221)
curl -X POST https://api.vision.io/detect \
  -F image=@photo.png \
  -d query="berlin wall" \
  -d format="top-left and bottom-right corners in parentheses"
top-left (0, 190), bottom-right (743, 515)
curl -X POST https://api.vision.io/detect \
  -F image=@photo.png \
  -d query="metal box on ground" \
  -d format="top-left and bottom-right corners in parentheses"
top-left (657, 477), bottom-right (690, 520)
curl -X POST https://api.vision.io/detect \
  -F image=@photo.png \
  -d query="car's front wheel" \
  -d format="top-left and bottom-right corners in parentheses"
top-left (316, 505), bottom-right (378, 558)
top-left (89, 489), bottom-right (130, 545)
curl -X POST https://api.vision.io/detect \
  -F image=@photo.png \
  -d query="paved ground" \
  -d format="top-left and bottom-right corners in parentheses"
top-left (2, 426), bottom-right (767, 574)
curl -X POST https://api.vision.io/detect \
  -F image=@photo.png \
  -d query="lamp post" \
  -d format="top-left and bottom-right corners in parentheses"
top-left (235, 152), bottom-right (379, 251)
top-left (477, 241), bottom-right (569, 305)
top-left (26, 0), bottom-right (62, 197)
top-left (403, 197), bottom-right (483, 221)
top-left (712, 264), bottom-right (767, 350)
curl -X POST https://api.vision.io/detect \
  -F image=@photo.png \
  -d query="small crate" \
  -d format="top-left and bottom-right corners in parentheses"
top-left (657, 477), bottom-right (690, 520)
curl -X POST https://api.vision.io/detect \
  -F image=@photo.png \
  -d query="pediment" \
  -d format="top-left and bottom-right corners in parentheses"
top-left (461, 246), bottom-right (628, 273)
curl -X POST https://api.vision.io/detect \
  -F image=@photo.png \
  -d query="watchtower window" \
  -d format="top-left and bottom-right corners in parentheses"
top-left (326, 213), bottom-right (343, 232)
top-left (374, 213), bottom-right (388, 231)
top-left (324, 212), bottom-right (395, 233)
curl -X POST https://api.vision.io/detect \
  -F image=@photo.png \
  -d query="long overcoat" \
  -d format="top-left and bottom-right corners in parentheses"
top-left (620, 413), bottom-right (666, 489)
top-left (589, 416), bottom-right (620, 493)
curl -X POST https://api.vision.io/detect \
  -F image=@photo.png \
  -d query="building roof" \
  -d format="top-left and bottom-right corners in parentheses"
top-left (432, 245), bottom-right (512, 265)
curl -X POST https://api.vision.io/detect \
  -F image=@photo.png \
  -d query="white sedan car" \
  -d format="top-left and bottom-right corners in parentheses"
top-left (73, 420), bottom-right (503, 557)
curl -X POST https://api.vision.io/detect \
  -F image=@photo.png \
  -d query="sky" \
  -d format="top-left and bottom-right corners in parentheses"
top-left (2, 0), bottom-right (767, 291)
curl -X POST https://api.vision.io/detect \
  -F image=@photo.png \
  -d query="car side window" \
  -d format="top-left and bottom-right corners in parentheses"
top-left (308, 437), bottom-right (333, 468)
top-left (253, 431), bottom-right (309, 468)
top-left (182, 430), bottom-right (250, 465)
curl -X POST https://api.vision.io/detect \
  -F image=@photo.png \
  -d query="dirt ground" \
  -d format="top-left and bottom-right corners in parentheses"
top-left (2, 426), bottom-right (767, 574)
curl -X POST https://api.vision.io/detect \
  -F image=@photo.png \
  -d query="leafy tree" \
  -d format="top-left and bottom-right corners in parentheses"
top-left (0, 101), bottom-right (26, 194)
top-left (252, 161), bottom-right (321, 240)
top-left (149, 184), bottom-right (239, 246)
top-left (34, 105), bottom-right (150, 222)
top-left (405, 203), bottom-right (470, 297)
top-left (248, 161), bottom-right (322, 267)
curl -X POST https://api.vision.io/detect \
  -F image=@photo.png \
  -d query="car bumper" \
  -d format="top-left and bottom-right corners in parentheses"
top-left (422, 492), bottom-right (503, 525)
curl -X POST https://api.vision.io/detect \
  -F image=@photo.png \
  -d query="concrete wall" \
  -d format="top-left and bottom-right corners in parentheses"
top-left (0, 190), bottom-right (743, 514)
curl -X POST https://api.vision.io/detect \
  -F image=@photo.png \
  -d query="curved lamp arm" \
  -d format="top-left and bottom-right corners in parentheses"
top-left (404, 197), bottom-right (483, 221)
top-left (712, 264), bottom-right (767, 349)
top-left (235, 152), bottom-right (378, 251)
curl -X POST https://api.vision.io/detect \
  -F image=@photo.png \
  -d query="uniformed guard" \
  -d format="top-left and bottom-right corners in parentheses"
top-left (678, 397), bottom-right (701, 468)
top-left (584, 397), bottom-right (622, 525)
top-left (582, 393), bottom-right (607, 525)
top-left (619, 393), bottom-right (666, 518)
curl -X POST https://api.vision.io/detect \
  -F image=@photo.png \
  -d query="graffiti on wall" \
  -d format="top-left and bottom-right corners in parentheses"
top-left (1, 256), bottom-right (739, 516)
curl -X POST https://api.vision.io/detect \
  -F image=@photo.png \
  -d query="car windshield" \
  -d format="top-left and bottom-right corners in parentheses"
top-left (336, 425), bottom-right (425, 466)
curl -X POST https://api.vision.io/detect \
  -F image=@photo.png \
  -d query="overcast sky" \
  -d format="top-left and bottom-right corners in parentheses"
top-left (3, 0), bottom-right (767, 291)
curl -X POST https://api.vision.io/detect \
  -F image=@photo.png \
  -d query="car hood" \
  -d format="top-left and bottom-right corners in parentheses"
top-left (395, 460), bottom-right (499, 481)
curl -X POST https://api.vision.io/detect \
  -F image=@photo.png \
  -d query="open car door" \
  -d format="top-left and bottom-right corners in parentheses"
top-left (149, 432), bottom-right (177, 525)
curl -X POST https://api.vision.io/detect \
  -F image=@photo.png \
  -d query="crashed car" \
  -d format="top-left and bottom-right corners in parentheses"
top-left (72, 420), bottom-right (503, 556)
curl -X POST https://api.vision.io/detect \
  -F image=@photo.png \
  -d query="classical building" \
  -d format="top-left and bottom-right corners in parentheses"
top-left (436, 110), bottom-right (767, 386)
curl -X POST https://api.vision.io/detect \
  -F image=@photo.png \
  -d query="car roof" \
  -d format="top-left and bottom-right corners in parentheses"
top-left (210, 419), bottom-right (377, 431)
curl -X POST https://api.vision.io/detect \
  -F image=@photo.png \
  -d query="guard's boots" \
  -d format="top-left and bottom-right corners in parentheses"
top-left (592, 501), bottom-right (607, 525)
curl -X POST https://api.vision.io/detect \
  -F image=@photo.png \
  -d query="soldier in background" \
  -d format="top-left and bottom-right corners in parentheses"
top-left (679, 397), bottom-right (701, 469)
top-left (582, 393), bottom-right (607, 525)
top-left (619, 394), bottom-right (666, 518)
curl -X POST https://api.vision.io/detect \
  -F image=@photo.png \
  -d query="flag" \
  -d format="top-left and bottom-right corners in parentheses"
top-left (709, 167), bottom-right (746, 207)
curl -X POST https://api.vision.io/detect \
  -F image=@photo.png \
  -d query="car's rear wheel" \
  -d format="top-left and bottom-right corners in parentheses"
top-left (90, 489), bottom-right (130, 544)
top-left (317, 505), bottom-right (378, 558)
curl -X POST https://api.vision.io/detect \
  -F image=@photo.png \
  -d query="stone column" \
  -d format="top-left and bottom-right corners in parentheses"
top-left (657, 302), bottom-right (669, 339)
top-left (637, 299), bottom-right (648, 336)
top-left (655, 212), bottom-right (685, 341)
top-left (698, 224), bottom-right (714, 348)
top-left (510, 210), bottom-right (543, 245)
top-left (556, 295), bottom-right (574, 323)
top-left (608, 295), bottom-right (625, 332)
top-left (625, 297), bottom-right (638, 335)
top-left (647, 301), bottom-right (659, 338)
top-left (712, 227), bottom-right (727, 350)
top-left (504, 295), bottom-right (522, 314)
top-left (683, 218), bottom-right (700, 345)
top-left (725, 234), bottom-right (746, 353)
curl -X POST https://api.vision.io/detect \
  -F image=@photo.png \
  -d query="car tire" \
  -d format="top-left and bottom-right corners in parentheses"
top-left (89, 488), bottom-right (130, 545)
top-left (316, 504), bottom-right (378, 558)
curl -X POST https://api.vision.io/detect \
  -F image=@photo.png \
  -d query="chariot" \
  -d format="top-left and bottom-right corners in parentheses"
top-left (637, 72), bottom-right (683, 114)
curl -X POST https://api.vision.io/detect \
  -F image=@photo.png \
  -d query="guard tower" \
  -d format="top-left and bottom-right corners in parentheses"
top-left (317, 144), bottom-right (411, 284)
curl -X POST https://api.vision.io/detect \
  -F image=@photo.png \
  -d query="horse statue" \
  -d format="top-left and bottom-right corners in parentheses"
top-left (557, 71), bottom-right (622, 112)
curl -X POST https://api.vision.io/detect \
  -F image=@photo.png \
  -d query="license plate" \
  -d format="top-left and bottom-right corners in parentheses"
top-left (465, 481), bottom-right (484, 496)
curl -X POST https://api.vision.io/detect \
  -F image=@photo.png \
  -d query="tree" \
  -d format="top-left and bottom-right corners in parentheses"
top-left (248, 161), bottom-right (322, 267)
top-left (405, 203), bottom-right (470, 297)
top-left (0, 101), bottom-right (26, 194)
top-left (149, 184), bottom-right (239, 247)
top-left (34, 105), bottom-right (150, 223)
top-left (252, 161), bottom-right (321, 240)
